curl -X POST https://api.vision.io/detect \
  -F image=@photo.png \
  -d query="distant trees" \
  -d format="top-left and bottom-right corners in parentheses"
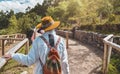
top-left (0, 0), bottom-right (120, 34)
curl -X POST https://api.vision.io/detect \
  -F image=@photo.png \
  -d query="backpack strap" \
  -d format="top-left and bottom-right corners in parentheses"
top-left (55, 37), bottom-right (61, 49)
top-left (39, 57), bottom-right (44, 67)
top-left (40, 36), bottom-right (61, 49)
top-left (40, 36), bottom-right (52, 49)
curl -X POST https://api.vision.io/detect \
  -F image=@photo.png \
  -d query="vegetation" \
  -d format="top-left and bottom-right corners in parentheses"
top-left (0, 0), bottom-right (120, 73)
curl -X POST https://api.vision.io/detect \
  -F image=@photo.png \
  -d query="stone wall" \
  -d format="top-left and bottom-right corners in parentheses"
top-left (56, 30), bottom-right (108, 50)
top-left (56, 30), bottom-right (120, 50)
top-left (74, 30), bottom-right (106, 50)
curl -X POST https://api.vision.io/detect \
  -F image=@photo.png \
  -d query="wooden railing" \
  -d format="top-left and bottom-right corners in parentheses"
top-left (102, 34), bottom-right (120, 74)
top-left (0, 34), bottom-right (26, 55)
top-left (0, 34), bottom-right (26, 44)
top-left (0, 38), bottom-right (29, 69)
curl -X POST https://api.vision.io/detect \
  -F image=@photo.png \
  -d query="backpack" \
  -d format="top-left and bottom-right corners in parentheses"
top-left (39, 36), bottom-right (62, 74)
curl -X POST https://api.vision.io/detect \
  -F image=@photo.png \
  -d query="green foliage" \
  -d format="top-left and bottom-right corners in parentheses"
top-left (18, 15), bottom-right (32, 34)
top-left (108, 53), bottom-right (120, 74)
top-left (7, 15), bottom-right (18, 34)
top-left (0, 11), bottom-right (9, 29)
top-left (108, 64), bottom-right (119, 74)
top-left (28, 3), bottom-right (47, 17)
top-left (0, 29), bottom-right (8, 35)
top-left (47, 1), bottom-right (68, 22)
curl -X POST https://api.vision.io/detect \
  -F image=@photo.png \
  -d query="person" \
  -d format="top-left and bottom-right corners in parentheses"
top-left (71, 26), bottom-right (77, 39)
top-left (4, 16), bottom-right (69, 74)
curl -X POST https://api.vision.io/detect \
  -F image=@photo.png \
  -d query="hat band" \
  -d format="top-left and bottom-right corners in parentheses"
top-left (46, 21), bottom-right (54, 26)
top-left (41, 21), bottom-right (54, 29)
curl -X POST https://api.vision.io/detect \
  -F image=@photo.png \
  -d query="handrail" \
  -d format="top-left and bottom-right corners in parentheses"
top-left (102, 34), bottom-right (120, 74)
top-left (0, 38), bottom-right (29, 69)
top-left (103, 34), bottom-right (113, 41)
top-left (103, 34), bottom-right (120, 52)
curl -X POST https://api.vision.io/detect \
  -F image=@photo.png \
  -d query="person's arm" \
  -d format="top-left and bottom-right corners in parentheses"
top-left (12, 38), bottom-right (39, 66)
top-left (61, 38), bottom-right (70, 74)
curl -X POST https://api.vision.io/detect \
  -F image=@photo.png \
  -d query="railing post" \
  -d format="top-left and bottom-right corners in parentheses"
top-left (66, 31), bottom-right (69, 49)
top-left (2, 39), bottom-right (5, 55)
top-left (0, 39), bottom-right (2, 49)
top-left (102, 44), bottom-right (108, 74)
top-left (107, 38), bottom-right (113, 64)
top-left (25, 40), bottom-right (29, 54)
top-left (103, 37), bottom-right (113, 74)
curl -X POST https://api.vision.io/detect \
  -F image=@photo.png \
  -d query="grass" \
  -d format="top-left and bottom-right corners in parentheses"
top-left (0, 46), bottom-right (29, 74)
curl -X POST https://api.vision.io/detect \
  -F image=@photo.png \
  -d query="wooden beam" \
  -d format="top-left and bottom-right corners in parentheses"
top-left (0, 38), bottom-right (23, 40)
top-left (103, 34), bottom-right (113, 41)
top-left (2, 40), bottom-right (4, 55)
top-left (107, 38), bottom-right (113, 64)
top-left (66, 31), bottom-right (69, 49)
top-left (103, 40), bottom-right (120, 52)
top-left (102, 44), bottom-right (108, 74)
top-left (25, 41), bottom-right (29, 54)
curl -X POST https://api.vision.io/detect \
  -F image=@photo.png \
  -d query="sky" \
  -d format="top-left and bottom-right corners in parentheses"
top-left (0, 0), bottom-right (44, 13)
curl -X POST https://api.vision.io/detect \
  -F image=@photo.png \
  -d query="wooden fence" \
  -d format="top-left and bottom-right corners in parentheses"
top-left (0, 34), bottom-right (26, 45)
top-left (102, 34), bottom-right (120, 74)
top-left (0, 34), bottom-right (26, 55)
top-left (0, 38), bottom-right (29, 69)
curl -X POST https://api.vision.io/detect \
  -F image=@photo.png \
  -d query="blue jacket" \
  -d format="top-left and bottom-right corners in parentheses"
top-left (12, 30), bottom-right (69, 74)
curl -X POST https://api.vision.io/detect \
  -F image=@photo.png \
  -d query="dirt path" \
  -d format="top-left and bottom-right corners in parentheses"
top-left (24, 39), bottom-right (103, 74)
top-left (68, 39), bottom-right (103, 74)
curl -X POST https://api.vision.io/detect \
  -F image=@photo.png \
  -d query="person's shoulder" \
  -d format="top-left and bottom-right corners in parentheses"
top-left (33, 36), bottom-right (42, 42)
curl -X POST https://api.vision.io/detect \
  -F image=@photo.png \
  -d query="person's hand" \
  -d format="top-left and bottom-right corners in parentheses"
top-left (3, 53), bottom-right (12, 60)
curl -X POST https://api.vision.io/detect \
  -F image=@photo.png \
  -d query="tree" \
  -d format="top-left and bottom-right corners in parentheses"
top-left (97, 0), bottom-right (113, 19)
top-left (28, 3), bottom-right (47, 17)
top-left (0, 10), bottom-right (9, 29)
top-left (109, 0), bottom-right (120, 15)
top-left (7, 15), bottom-right (18, 34)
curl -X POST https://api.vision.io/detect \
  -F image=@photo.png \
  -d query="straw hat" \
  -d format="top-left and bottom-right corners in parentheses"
top-left (36, 16), bottom-right (60, 33)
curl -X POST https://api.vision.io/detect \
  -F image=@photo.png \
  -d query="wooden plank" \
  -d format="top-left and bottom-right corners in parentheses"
top-left (103, 40), bottom-right (120, 52)
top-left (0, 38), bottom-right (28, 69)
top-left (0, 58), bottom-right (6, 69)
top-left (107, 38), bottom-right (113, 64)
top-left (103, 44), bottom-right (108, 74)
top-left (25, 41), bottom-right (29, 54)
top-left (0, 38), bottom-right (24, 40)
top-left (66, 31), bottom-right (69, 49)
top-left (103, 34), bottom-right (113, 41)
top-left (6, 38), bottom-right (28, 54)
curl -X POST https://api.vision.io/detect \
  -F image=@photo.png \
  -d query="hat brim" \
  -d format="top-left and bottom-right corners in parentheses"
top-left (36, 21), bottom-right (60, 32)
